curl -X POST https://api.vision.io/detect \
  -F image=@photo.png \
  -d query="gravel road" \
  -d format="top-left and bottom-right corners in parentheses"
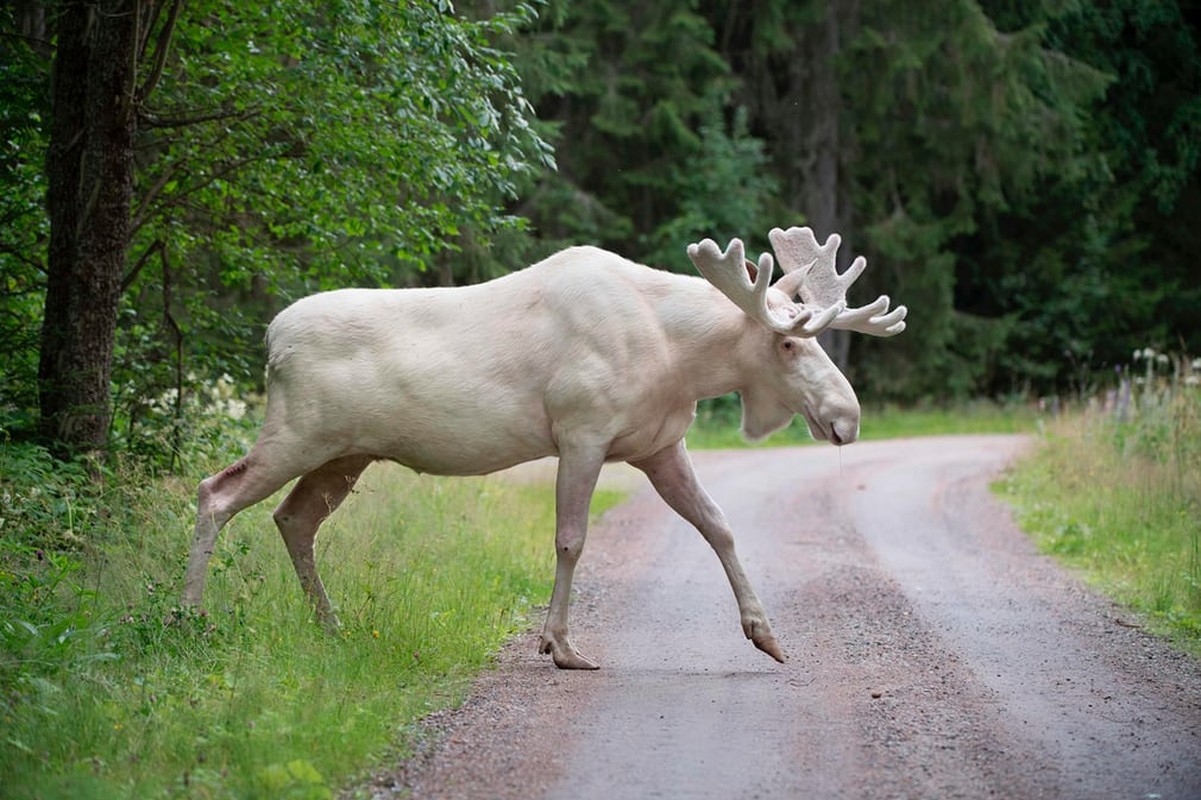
top-left (354, 435), bottom-right (1201, 800)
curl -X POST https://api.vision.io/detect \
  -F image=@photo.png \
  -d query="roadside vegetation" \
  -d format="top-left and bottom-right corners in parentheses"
top-left (0, 414), bottom-right (622, 800)
top-left (997, 351), bottom-right (1201, 655)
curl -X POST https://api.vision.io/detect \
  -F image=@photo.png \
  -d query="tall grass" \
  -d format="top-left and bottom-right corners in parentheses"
top-left (997, 352), bottom-right (1201, 653)
top-left (1, 438), bottom-right (620, 799)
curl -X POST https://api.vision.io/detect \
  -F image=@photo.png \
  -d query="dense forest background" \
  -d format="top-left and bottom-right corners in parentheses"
top-left (2, 0), bottom-right (1199, 461)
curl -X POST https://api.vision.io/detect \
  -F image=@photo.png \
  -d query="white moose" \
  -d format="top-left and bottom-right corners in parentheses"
top-left (183, 227), bottom-right (906, 670)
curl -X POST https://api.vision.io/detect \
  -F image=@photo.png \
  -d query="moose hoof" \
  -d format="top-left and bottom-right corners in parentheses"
top-left (315, 609), bottom-right (343, 635)
top-left (753, 634), bottom-right (787, 663)
top-left (538, 634), bottom-right (600, 670)
top-left (743, 619), bottom-right (786, 663)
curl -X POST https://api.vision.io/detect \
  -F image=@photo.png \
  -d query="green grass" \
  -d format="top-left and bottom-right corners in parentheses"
top-left (686, 395), bottom-right (1038, 449)
top-left (0, 444), bottom-right (621, 800)
top-left (996, 387), bottom-right (1201, 655)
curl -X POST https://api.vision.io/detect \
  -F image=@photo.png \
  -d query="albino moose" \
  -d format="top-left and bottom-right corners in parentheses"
top-left (183, 227), bottom-right (905, 669)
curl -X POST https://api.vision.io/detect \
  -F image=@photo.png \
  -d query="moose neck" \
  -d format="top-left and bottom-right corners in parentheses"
top-left (663, 280), bottom-right (772, 404)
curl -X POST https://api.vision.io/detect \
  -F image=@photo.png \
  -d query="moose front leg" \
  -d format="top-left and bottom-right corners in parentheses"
top-left (539, 443), bottom-right (606, 670)
top-left (632, 440), bottom-right (785, 663)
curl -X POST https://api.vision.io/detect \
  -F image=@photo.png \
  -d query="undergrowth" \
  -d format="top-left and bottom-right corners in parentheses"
top-left (998, 352), bottom-right (1201, 654)
top-left (0, 432), bottom-right (620, 799)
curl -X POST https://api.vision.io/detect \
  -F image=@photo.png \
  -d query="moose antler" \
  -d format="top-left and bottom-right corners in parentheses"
top-left (686, 238), bottom-right (843, 337)
top-left (767, 226), bottom-right (906, 337)
top-left (687, 230), bottom-right (906, 338)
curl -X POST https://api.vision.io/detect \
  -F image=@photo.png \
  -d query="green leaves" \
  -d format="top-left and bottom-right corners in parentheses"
top-left (255, 759), bottom-right (332, 800)
top-left (643, 105), bottom-right (778, 270)
top-left (95, 0), bottom-right (555, 461)
top-left (136, 0), bottom-right (547, 289)
top-left (0, 5), bottom-right (50, 425)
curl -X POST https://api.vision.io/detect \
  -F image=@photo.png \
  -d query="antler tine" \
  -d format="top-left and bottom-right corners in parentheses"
top-left (767, 226), bottom-right (908, 338)
top-left (686, 238), bottom-right (821, 337)
top-left (832, 295), bottom-right (908, 336)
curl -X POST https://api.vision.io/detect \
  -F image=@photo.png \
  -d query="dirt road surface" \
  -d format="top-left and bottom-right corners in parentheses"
top-left (355, 435), bottom-right (1201, 800)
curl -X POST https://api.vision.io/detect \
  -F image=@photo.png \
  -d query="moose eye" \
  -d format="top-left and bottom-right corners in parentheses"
top-left (782, 340), bottom-right (795, 351)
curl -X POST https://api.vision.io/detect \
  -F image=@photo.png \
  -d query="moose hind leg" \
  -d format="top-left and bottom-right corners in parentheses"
top-left (272, 455), bottom-right (373, 629)
top-left (184, 452), bottom-right (303, 608)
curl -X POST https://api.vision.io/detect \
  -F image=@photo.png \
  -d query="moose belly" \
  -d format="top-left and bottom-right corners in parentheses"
top-left (602, 405), bottom-right (697, 464)
top-left (364, 396), bottom-right (558, 477)
top-left (277, 365), bottom-right (556, 476)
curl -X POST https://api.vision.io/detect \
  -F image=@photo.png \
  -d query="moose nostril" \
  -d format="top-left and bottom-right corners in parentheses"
top-left (829, 420), bottom-right (858, 446)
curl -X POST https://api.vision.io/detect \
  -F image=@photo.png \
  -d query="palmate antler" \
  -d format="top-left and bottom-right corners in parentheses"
top-left (686, 228), bottom-right (907, 339)
top-left (768, 227), bottom-right (906, 337)
top-left (685, 238), bottom-right (844, 336)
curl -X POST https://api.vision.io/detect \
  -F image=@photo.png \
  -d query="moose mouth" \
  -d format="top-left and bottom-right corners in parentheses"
top-left (801, 408), bottom-right (832, 443)
top-left (801, 408), bottom-right (854, 446)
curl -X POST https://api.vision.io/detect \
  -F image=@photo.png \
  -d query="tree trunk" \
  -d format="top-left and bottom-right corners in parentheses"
top-left (792, 3), bottom-right (853, 368)
top-left (38, 0), bottom-right (138, 453)
top-left (736, 1), bottom-right (860, 370)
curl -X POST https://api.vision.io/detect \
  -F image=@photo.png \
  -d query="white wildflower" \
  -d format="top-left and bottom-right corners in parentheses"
top-left (150, 387), bottom-right (179, 414)
top-left (225, 399), bottom-right (248, 420)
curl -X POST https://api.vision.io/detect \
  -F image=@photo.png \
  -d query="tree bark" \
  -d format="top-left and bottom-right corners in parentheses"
top-left (38, 0), bottom-right (138, 453)
top-left (733, 1), bottom-right (860, 370)
top-left (794, 3), bottom-right (853, 368)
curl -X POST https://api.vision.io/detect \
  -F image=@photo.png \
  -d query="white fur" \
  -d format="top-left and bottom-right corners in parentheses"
top-left (183, 239), bottom-right (895, 669)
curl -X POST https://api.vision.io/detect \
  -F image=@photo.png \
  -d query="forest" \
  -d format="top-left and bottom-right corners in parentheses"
top-left (3, 4), bottom-right (1200, 797)
top-left (1, 0), bottom-right (1199, 460)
